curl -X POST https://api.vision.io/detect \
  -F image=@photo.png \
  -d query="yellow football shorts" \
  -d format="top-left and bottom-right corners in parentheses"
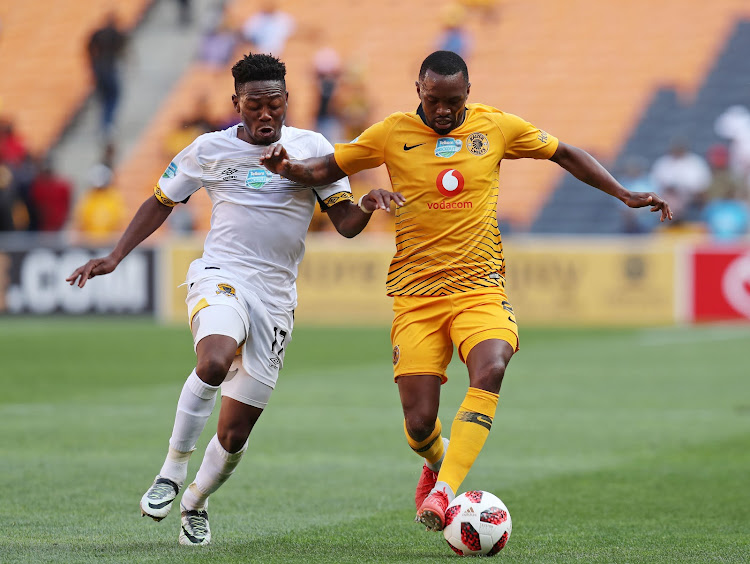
top-left (390, 287), bottom-right (519, 383)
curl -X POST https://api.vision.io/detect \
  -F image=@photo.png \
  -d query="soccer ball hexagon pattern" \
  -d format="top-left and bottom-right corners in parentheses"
top-left (442, 490), bottom-right (512, 556)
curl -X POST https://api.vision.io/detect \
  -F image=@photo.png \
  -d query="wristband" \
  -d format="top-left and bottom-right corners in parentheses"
top-left (358, 194), bottom-right (373, 214)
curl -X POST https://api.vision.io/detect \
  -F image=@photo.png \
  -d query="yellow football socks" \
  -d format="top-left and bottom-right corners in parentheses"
top-left (405, 417), bottom-right (445, 466)
top-left (438, 387), bottom-right (499, 495)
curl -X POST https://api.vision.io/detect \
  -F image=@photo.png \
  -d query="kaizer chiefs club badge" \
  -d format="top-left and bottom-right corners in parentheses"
top-left (467, 132), bottom-right (489, 156)
top-left (392, 345), bottom-right (400, 366)
top-left (216, 283), bottom-right (237, 299)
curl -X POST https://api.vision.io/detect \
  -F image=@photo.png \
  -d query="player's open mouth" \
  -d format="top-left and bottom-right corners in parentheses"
top-left (257, 127), bottom-right (275, 136)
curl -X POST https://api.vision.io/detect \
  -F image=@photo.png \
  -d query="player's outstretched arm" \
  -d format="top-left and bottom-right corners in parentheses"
top-left (327, 189), bottom-right (407, 238)
top-left (550, 142), bottom-right (673, 222)
top-left (66, 195), bottom-right (173, 288)
top-left (260, 144), bottom-right (347, 186)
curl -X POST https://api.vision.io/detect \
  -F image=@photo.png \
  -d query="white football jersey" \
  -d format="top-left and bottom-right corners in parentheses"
top-left (156, 124), bottom-right (352, 309)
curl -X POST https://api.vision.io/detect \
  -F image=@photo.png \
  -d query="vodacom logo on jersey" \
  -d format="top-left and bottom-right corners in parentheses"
top-left (430, 169), bottom-right (472, 210)
top-left (436, 169), bottom-right (465, 197)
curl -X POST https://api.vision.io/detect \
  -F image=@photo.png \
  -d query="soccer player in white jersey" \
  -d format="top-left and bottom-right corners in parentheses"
top-left (67, 53), bottom-right (403, 546)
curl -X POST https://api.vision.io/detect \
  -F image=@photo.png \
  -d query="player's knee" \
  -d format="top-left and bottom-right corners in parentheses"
top-left (405, 413), bottom-right (437, 442)
top-left (217, 426), bottom-right (251, 454)
top-left (471, 359), bottom-right (507, 393)
top-left (196, 355), bottom-right (234, 386)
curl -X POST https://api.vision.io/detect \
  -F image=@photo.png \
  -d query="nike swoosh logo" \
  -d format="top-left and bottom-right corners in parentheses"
top-left (403, 143), bottom-right (426, 151)
top-left (182, 526), bottom-right (203, 544)
top-left (148, 500), bottom-right (173, 509)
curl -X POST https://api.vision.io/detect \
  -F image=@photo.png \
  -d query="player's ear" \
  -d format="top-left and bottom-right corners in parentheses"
top-left (231, 93), bottom-right (239, 113)
top-left (466, 82), bottom-right (471, 98)
top-left (415, 80), bottom-right (421, 97)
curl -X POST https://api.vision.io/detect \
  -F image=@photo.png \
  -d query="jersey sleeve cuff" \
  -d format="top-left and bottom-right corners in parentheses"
top-left (154, 184), bottom-right (178, 207)
top-left (321, 191), bottom-right (354, 209)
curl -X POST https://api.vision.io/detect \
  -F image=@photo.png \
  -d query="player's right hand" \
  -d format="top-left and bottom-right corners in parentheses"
top-left (66, 255), bottom-right (118, 288)
top-left (361, 189), bottom-right (407, 213)
top-left (259, 143), bottom-right (290, 175)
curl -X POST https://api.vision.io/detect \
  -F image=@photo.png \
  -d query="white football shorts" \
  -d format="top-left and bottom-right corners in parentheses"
top-left (185, 263), bottom-right (293, 407)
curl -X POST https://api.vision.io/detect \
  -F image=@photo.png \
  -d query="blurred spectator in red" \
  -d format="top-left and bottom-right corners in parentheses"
top-left (29, 158), bottom-right (72, 232)
top-left (73, 164), bottom-right (126, 241)
top-left (650, 137), bottom-right (711, 221)
top-left (241, 1), bottom-right (295, 56)
top-left (87, 12), bottom-right (128, 140)
top-left (435, 2), bottom-right (473, 60)
top-left (0, 117), bottom-right (28, 166)
top-left (313, 46), bottom-right (343, 143)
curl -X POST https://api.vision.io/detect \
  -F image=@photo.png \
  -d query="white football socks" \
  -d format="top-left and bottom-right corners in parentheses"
top-left (159, 370), bottom-right (219, 486)
top-left (180, 434), bottom-right (248, 511)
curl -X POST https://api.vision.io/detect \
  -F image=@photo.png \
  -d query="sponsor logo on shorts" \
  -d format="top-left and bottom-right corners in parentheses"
top-left (268, 356), bottom-right (280, 369)
top-left (162, 162), bottom-right (177, 178)
top-left (245, 168), bottom-right (273, 189)
top-left (435, 137), bottom-right (462, 158)
top-left (392, 345), bottom-right (400, 366)
top-left (467, 132), bottom-right (489, 156)
top-left (216, 283), bottom-right (237, 299)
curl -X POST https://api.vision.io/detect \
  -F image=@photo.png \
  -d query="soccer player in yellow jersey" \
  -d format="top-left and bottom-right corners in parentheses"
top-left (260, 50), bottom-right (672, 531)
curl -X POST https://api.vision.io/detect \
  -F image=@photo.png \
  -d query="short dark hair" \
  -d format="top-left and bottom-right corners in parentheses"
top-left (419, 51), bottom-right (469, 81)
top-left (231, 53), bottom-right (286, 90)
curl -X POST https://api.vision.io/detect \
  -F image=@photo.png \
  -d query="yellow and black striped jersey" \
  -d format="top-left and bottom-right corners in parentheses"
top-left (334, 103), bottom-right (558, 296)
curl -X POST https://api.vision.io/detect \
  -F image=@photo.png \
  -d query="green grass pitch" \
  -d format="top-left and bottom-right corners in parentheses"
top-left (1, 318), bottom-right (749, 563)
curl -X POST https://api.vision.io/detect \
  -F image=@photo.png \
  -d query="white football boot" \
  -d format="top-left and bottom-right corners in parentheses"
top-left (140, 476), bottom-right (180, 521)
top-left (179, 503), bottom-right (211, 546)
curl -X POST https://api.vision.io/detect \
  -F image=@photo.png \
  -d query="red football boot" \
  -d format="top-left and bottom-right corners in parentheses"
top-left (416, 488), bottom-right (450, 531)
top-left (415, 464), bottom-right (438, 509)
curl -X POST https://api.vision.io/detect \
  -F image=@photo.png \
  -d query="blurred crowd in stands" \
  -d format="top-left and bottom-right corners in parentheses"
top-left (618, 105), bottom-right (750, 241)
top-left (1, 0), bottom-right (747, 241)
top-left (0, 119), bottom-right (126, 239)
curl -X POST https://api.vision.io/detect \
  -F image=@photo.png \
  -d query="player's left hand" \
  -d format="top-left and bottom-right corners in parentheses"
top-left (623, 192), bottom-right (673, 222)
top-left (259, 144), bottom-right (290, 175)
top-left (360, 189), bottom-right (406, 213)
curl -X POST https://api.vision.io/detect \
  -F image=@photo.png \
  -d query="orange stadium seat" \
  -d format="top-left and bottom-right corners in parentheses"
top-left (114, 0), bottom-right (750, 232)
top-left (0, 1), bottom-right (152, 155)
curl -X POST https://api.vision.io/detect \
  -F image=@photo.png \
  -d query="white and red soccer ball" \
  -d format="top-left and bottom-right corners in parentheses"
top-left (443, 490), bottom-right (512, 556)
